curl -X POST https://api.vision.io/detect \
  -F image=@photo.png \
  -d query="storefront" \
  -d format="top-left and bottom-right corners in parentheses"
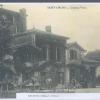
top-left (64, 59), bottom-right (99, 88)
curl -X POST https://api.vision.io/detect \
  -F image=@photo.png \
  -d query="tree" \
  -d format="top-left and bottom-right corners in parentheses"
top-left (0, 15), bottom-right (12, 58)
top-left (0, 15), bottom-right (15, 90)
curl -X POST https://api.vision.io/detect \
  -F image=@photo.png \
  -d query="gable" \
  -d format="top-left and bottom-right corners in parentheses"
top-left (67, 42), bottom-right (86, 52)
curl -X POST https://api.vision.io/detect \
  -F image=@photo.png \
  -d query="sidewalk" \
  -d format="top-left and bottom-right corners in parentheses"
top-left (75, 88), bottom-right (100, 93)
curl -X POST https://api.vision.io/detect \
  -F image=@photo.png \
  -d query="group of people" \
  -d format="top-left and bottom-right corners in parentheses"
top-left (70, 79), bottom-right (81, 89)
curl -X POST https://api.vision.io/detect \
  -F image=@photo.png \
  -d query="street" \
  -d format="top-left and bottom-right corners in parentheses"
top-left (75, 87), bottom-right (100, 93)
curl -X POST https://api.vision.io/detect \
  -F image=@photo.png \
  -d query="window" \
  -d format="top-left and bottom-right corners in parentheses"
top-left (56, 47), bottom-right (62, 61)
top-left (49, 46), bottom-right (62, 61)
top-left (70, 49), bottom-right (77, 60)
top-left (42, 47), bottom-right (47, 59)
top-left (49, 45), bottom-right (56, 61)
top-left (41, 46), bottom-right (49, 60)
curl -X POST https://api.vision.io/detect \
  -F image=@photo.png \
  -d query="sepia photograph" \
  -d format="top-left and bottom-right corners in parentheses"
top-left (0, 3), bottom-right (100, 98)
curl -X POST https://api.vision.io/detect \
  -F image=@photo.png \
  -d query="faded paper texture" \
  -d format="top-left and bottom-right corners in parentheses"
top-left (0, 3), bottom-right (100, 98)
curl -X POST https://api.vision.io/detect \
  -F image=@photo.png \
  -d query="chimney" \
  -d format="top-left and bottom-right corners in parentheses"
top-left (20, 8), bottom-right (26, 15)
top-left (45, 25), bottom-right (52, 33)
top-left (20, 8), bottom-right (27, 32)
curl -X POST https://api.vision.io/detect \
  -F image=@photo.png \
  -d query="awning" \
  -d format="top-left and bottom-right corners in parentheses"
top-left (67, 58), bottom-right (100, 68)
top-left (82, 58), bottom-right (100, 64)
top-left (82, 58), bottom-right (100, 67)
top-left (67, 59), bottom-right (82, 67)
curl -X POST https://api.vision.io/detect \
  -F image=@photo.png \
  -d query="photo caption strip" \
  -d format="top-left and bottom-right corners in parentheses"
top-left (16, 93), bottom-right (100, 100)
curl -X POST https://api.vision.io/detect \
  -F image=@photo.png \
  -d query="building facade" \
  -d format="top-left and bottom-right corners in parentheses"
top-left (11, 28), bottom-right (68, 89)
top-left (0, 8), bottom-right (27, 33)
top-left (65, 42), bottom-right (99, 88)
top-left (0, 8), bottom-right (99, 91)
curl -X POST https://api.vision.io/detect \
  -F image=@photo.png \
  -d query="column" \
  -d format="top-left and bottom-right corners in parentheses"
top-left (18, 73), bottom-right (23, 89)
top-left (46, 45), bottom-right (49, 61)
top-left (1, 84), bottom-right (2, 92)
top-left (12, 16), bottom-right (15, 25)
top-left (7, 84), bottom-right (8, 91)
top-left (56, 47), bottom-right (57, 61)
top-left (64, 67), bottom-right (70, 88)
top-left (32, 34), bottom-right (36, 46)
top-left (13, 15), bottom-right (18, 33)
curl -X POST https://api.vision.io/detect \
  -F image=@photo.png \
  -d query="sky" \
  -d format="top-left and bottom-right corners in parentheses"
top-left (2, 3), bottom-right (100, 52)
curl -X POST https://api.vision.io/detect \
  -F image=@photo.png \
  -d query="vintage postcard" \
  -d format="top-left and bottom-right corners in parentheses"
top-left (0, 3), bottom-right (100, 99)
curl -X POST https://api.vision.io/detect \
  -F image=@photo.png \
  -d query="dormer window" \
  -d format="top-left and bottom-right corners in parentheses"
top-left (70, 49), bottom-right (77, 60)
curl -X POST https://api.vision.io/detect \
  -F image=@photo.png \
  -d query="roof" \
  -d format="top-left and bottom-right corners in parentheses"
top-left (13, 28), bottom-right (69, 40)
top-left (67, 42), bottom-right (86, 52)
top-left (12, 28), bottom-right (68, 48)
top-left (0, 8), bottom-right (68, 40)
top-left (67, 58), bottom-right (100, 67)
top-left (82, 57), bottom-right (100, 65)
top-left (0, 8), bottom-right (19, 16)
top-left (28, 29), bottom-right (69, 40)
top-left (85, 50), bottom-right (100, 61)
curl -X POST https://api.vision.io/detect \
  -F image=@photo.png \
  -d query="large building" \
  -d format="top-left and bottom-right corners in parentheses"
top-left (0, 8), bottom-right (27, 33)
top-left (0, 8), bottom-right (99, 92)
top-left (11, 27), bottom-right (68, 89)
top-left (65, 42), bottom-right (99, 88)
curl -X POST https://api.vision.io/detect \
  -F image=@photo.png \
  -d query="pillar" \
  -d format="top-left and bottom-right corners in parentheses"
top-left (7, 84), bottom-right (8, 91)
top-left (46, 45), bottom-right (49, 61)
top-left (18, 73), bottom-right (23, 89)
top-left (1, 84), bottom-right (2, 92)
top-left (64, 67), bottom-right (70, 88)
top-left (12, 15), bottom-right (18, 33)
top-left (32, 34), bottom-right (36, 47)
top-left (20, 8), bottom-right (27, 32)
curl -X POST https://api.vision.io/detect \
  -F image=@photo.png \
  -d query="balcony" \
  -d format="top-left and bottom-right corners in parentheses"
top-left (10, 33), bottom-right (36, 49)
top-left (67, 59), bottom-right (82, 65)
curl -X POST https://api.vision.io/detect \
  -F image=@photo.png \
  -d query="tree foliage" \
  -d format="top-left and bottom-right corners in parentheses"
top-left (0, 15), bottom-right (13, 58)
top-left (0, 15), bottom-right (14, 83)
